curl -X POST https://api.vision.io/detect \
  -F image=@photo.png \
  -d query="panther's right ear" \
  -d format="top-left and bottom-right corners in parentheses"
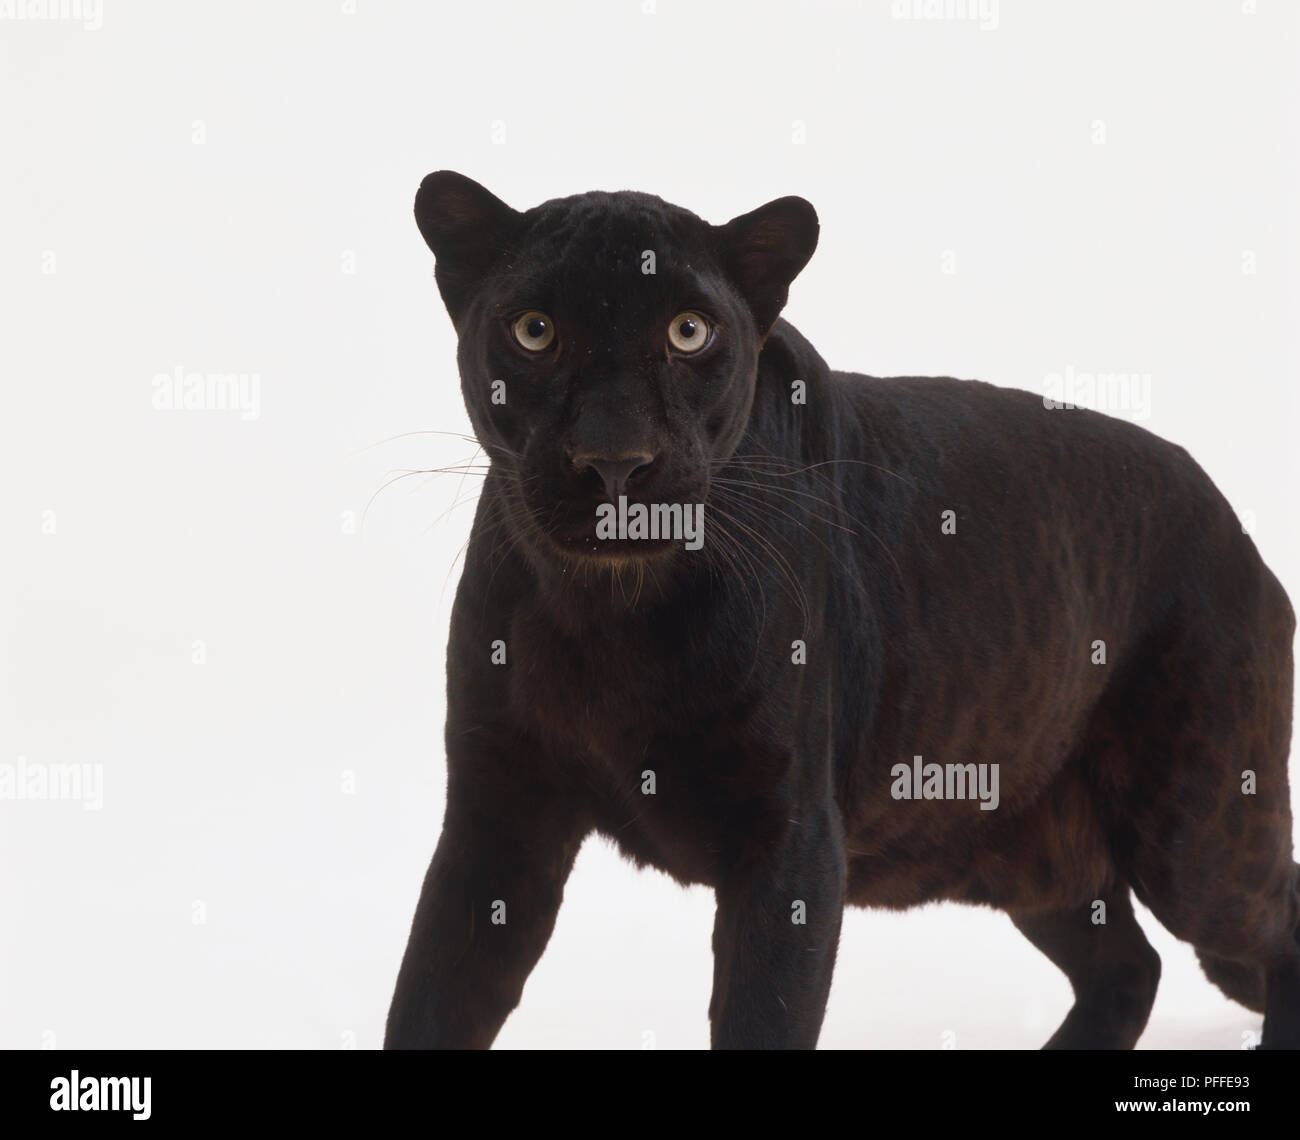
top-left (414, 171), bottom-right (523, 325)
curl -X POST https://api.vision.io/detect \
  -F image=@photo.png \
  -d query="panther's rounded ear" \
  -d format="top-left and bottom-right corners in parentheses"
top-left (715, 196), bottom-right (819, 338)
top-left (414, 171), bottom-right (523, 324)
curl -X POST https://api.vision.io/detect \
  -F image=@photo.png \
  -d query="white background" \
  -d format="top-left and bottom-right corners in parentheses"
top-left (2, 0), bottom-right (1297, 1049)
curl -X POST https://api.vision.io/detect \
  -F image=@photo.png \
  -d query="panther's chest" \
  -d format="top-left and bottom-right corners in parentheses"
top-left (508, 623), bottom-right (662, 764)
top-left (505, 612), bottom-right (788, 885)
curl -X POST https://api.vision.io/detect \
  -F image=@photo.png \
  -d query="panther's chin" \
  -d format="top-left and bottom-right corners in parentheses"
top-left (548, 532), bottom-right (682, 564)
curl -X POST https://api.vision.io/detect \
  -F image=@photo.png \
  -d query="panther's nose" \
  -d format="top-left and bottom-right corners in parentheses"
top-left (571, 452), bottom-right (655, 501)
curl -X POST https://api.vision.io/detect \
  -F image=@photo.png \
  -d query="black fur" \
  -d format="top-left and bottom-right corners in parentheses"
top-left (386, 172), bottom-right (1298, 1049)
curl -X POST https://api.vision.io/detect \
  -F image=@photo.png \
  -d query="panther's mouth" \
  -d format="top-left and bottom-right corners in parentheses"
top-left (549, 531), bottom-right (682, 563)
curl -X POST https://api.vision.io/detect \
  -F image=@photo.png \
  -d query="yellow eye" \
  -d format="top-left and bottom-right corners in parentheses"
top-left (513, 311), bottom-right (555, 351)
top-left (668, 311), bottom-right (710, 353)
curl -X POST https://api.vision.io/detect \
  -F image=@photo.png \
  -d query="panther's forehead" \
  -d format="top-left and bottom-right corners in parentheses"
top-left (526, 189), bottom-right (710, 247)
top-left (488, 193), bottom-right (727, 327)
top-left (513, 192), bottom-right (719, 285)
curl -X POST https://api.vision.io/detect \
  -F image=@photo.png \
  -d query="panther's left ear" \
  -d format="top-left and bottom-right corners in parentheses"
top-left (715, 196), bottom-right (819, 338)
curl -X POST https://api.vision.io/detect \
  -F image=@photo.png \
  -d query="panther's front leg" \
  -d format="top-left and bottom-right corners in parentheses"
top-left (709, 801), bottom-right (846, 1049)
top-left (385, 751), bottom-right (588, 1049)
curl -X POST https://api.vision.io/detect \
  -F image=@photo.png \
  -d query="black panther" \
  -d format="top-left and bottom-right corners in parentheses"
top-left (385, 171), bottom-right (1298, 1049)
